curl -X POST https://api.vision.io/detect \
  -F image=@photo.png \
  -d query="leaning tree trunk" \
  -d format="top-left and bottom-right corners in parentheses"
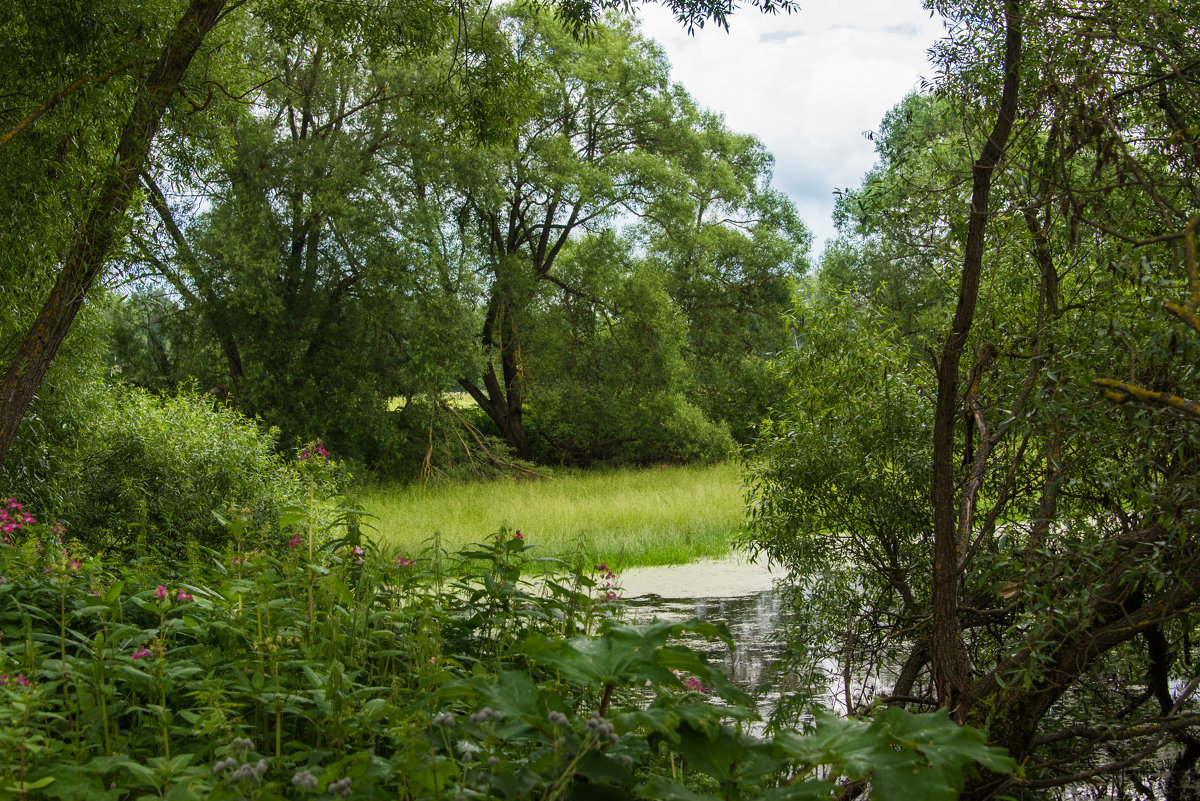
top-left (929, 0), bottom-right (1023, 722)
top-left (0, 0), bottom-right (228, 464)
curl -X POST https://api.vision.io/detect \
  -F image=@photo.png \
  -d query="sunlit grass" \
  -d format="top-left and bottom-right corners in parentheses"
top-left (358, 462), bottom-right (745, 570)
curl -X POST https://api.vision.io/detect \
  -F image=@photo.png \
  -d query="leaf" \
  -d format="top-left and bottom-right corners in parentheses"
top-left (637, 777), bottom-right (722, 801)
top-left (278, 505), bottom-right (306, 530)
top-left (4, 776), bottom-right (56, 792)
top-left (574, 751), bottom-right (635, 787)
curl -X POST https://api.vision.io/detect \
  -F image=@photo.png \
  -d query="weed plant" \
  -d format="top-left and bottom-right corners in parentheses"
top-left (362, 463), bottom-right (745, 569)
top-left (0, 454), bottom-right (1014, 800)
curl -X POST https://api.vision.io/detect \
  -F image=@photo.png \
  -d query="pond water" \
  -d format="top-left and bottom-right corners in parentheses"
top-left (618, 554), bottom-right (797, 697)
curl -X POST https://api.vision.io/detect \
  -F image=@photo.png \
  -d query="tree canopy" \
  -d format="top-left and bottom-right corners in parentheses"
top-left (747, 0), bottom-right (1200, 795)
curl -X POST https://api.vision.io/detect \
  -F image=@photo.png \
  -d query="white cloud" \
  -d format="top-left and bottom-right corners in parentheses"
top-left (636, 0), bottom-right (944, 257)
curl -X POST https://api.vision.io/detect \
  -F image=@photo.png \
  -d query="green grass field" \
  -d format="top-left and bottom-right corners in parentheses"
top-left (358, 462), bottom-right (746, 569)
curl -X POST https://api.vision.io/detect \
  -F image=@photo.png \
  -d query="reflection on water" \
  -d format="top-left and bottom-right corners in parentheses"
top-left (623, 589), bottom-right (795, 696)
top-left (619, 555), bottom-right (798, 700)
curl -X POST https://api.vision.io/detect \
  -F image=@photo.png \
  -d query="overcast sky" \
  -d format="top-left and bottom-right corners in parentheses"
top-left (635, 0), bottom-right (945, 259)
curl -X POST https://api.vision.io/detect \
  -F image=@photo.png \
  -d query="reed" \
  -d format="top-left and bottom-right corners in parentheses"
top-left (358, 462), bottom-right (745, 569)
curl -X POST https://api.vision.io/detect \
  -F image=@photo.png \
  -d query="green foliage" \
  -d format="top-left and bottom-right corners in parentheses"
top-left (0, 500), bottom-right (1013, 800)
top-left (748, 1), bottom-right (1200, 790)
top-left (1, 381), bottom-right (304, 555)
top-left (364, 462), bottom-right (744, 568)
top-left (525, 233), bottom-right (735, 465)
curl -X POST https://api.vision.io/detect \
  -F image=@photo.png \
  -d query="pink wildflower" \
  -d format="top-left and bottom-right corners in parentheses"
top-left (288, 533), bottom-right (302, 548)
top-left (132, 647), bottom-right (151, 660)
top-left (176, 589), bottom-right (194, 602)
top-left (351, 546), bottom-right (365, 566)
top-left (395, 556), bottom-right (415, 567)
top-left (155, 585), bottom-right (168, 599)
top-left (14, 675), bottom-right (29, 687)
top-left (515, 530), bottom-right (523, 540)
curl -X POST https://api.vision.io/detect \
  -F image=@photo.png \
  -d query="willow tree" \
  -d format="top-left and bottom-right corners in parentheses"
top-left (451, 8), bottom-right (806, 460)
top-left (747, 0), bottom-right (1200, 796)
top-left (0, 0), bottom-right (798, 467)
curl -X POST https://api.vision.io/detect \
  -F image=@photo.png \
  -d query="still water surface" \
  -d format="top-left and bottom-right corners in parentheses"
top-left (618, 554), bottom-right (794, 696)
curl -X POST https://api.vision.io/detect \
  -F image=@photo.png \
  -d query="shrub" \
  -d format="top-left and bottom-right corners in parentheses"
top-left (2, 380), bottom-right (305, 555)
top-left (0, 507), bottom-right (1016, 800)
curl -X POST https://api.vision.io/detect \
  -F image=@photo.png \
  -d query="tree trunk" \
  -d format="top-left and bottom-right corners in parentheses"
top-left (460, 285), bottom-right (531, 461)
top-left (0, 0), bottom-right (228, 463)
top-left (929, 0), bottom-right (1023, 721)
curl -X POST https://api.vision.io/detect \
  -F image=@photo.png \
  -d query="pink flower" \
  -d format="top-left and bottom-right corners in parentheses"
top-left (515, 530), bottom-right (523, 540)
top-left (683, 677), bottom-right (706, 693)
top-left (132, 647), bottom-right (151, 660)
top-left (351, 546), bottom-right (365, 566)
top-left (288, 533), bottom-right (302, 548)
top-left (395, 556), bottom-right (415, 567)
top-left (14, 675), bottom-right (29, 687)
top-left (176, 589), bottom-right (194, 602)
top-left (155, 585), bottom-right (167, 599)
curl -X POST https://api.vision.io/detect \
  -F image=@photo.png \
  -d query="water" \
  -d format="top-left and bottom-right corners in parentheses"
top-left (618, 554), bottom-right (795, 697)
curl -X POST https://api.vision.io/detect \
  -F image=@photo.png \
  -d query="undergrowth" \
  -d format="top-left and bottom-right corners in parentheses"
top-left (0, 452), bottom-right (1014, 800)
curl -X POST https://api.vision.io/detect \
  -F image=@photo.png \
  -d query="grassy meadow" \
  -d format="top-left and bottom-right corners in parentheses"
top-left (358, 461), bottom-right (745, 568)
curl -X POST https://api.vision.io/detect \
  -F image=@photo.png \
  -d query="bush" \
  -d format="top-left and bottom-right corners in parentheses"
top-left (0, 508), bottom-right (1016, 800)
top-left (2, 380), bottom-right (305, 554)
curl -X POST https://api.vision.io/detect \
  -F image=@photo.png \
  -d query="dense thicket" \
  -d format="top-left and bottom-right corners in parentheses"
top-left (746, 1), bottom-right (1200, 797)
top-left (0, 0), bottom-right (806, 479)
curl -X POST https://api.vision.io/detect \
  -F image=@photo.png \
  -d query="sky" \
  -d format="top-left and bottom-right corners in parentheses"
top-left (635, 0), bottom-right (945, 259)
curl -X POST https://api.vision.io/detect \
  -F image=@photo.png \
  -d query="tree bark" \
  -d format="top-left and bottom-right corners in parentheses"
top-left (0, 0), bottom-right (228, 463)
top-left (929, 0), bottom-right (1023, 722)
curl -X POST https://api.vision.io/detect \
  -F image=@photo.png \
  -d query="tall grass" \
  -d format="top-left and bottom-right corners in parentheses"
top-left (359, 462), bottom-right (745, 569)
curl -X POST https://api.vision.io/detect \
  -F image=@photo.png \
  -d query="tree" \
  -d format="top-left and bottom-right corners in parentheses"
top-left (521, 231), bottom-right (736, 464)
top-left (0, 0), bottom-right (799, 468)
top-left (451, 8), bottom-right (806, 460)
top-left (0, 0), bottom-right (228, 463)
top-left (643, 106), bottom-right (809, 442)
top-left (129, 11), bottom-right (488, 460)
top-left (746, 0), bottom-right (1200, 795)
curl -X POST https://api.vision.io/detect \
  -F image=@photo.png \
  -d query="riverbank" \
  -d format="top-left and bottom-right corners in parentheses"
top-left (359, 461), bottom-right (744, 568)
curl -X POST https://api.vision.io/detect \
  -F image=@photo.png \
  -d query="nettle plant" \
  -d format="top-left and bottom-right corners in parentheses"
top-left (0, 453), bottom-right (1013, 800)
